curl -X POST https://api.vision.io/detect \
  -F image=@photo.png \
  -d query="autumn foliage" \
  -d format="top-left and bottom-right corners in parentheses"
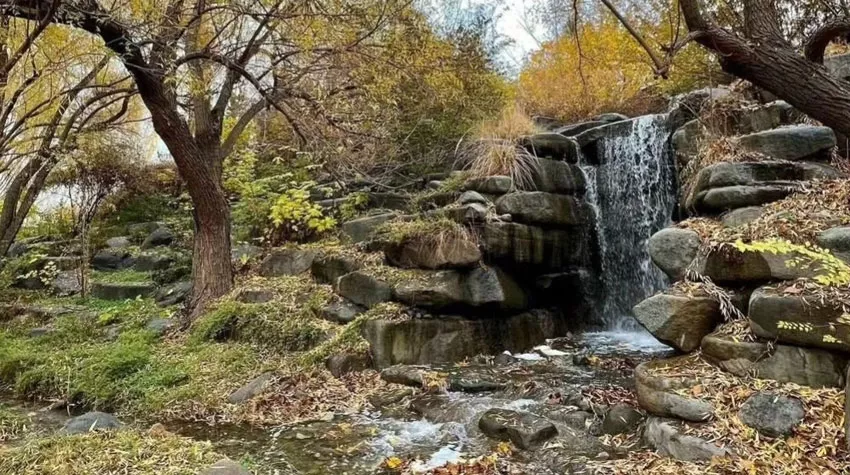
top-left (518, 12), bottom-right (719, 122)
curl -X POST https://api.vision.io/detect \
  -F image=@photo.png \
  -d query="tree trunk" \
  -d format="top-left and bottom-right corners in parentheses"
top-left (170, 143), bottom-right (233, 319)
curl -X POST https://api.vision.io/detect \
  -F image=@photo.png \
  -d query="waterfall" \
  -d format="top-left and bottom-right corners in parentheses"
top-left (579, 115), bottom-right (677, 329)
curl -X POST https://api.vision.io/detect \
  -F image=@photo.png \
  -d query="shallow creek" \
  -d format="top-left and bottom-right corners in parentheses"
top-left (0, 331), bottom-right (670, 474)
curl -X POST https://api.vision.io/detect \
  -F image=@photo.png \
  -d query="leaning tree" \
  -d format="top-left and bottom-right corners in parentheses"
top-left (600, 0), bottom-right (850, 138)
top-left (0, 0), bottom-right (412, 316)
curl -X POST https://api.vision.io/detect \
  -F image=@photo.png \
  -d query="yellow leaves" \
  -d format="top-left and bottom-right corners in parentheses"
top-left (384, 456), bottom-right (404, 470)
top-left (518, 13), bottom-right (714, 122)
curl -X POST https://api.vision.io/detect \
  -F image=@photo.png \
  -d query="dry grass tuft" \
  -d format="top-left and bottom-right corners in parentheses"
top-left (456, 104), bottom-right (541, 189)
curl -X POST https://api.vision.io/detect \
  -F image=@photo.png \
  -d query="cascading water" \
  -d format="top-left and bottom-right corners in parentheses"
top-left (579, 115), bottom-right (677, 330)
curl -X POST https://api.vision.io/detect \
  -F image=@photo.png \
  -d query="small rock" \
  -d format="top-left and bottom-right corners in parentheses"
top-left (106, 236), bottom-right (132, 248)
top-left (643, 417), bottom-right (731, 462)
top-left (722, 206), bottom-right (764, 228)
top-left (478, 408), bottom-right (558, 450)
top-left (601, 405), bottom-right (644, 435)
top-left (146, 318), bottom-right (177, 337)
top-left (818, 226), bottom-right (850, 262)
top-left (235, 288), bottom-right (277, 304)
top-left (155, 281), bottom-right (192, 307)
top-left (29, 327), bottom-right (53, 338)
top-left (320, 300), bottom-right (364, 324)
top-left (141, 227), bottom-right (175, 249)
top-left (61, 411), bottom-right (122, 435)
top-left (259, 248), bottom-right (317, 277)
top-left (380, 365), bottom-right (425, 387)
top-left (228, 372), bottom-right (275, 404)
top-left (739, 392), bottom-right (805, 438)
top-left (325, 352), bottom-right (372, 378)
top-left (458, 190), bottom-right (488, 205)
top-left (368, 388), bottom-right (415, 409)
top-left (200, 458), bottom-right (251, 475)
top-left (52, 270), bottom-right (81, 296)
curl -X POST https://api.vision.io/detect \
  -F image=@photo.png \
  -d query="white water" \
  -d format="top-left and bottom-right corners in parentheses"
top-left (579, 115), bottom-right (677, 330)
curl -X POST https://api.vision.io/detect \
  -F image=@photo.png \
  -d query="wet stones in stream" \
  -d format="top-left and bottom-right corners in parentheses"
top-left (478, 408), bottom-right (557, 449)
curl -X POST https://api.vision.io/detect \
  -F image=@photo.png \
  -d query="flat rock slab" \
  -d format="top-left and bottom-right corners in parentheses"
top-left (521, 133), bottom-right (579, 162)
top-left (482, 222), bottom-right (591, 270)
top-left (342, 213), bottom-right (398, 243)
top-left (337, 271), bottom-right (392, 308)
top-left (522, 158), bottom-right (586, 194)
top-left (478, 408), bottom-right (558, 449)
top-left (200, 458), bottom-right (252, 475)
top-left (697, 246), bottom-right (815, 284)
top-left (259, 248), bottom-right (317, 276)
top-left (495, 192), bottom-right (591, 227)
top-left (91, 282), bottom-right (156, 301)
top-left (644, 417), bottom-right (731, 462)
top-left (750, 287), bottom-right (850, 353)
top-left (736, 126), bottom-right (836, 161)
top-left (465, 176), bottom-right (513, 195)
top-left (635, 359), bottom-right (714, 422)
top-left (701, 333), bottom-right (847, 388)
top-left (739, 392), bottom-right (805, 438)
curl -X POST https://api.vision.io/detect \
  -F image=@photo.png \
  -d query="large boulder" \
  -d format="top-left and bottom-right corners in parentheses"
top-left (61, 412), bottom-right (122, 435)
top-left (141, 226), bottom-right (175, 249)
top-left (736, 126), bottom-right (836, 161)
top-left (337, 271), bottom-right (393, 308)
top-left (311, 254), bottom-right (363, 288)
top-left (521, 133), bottom-right (579, 162)
top-left (701, 334), bottom-right (847, 388)
top-left (643, 418), bottom-right (731, 462)
top-left (393, 266), bottom-right (527, 311)
top-left (106, 236), bottom-right (132, 249)
top-left (739, 392), bottom-right (805, 438)
top-left (695, 184), bottom-right (797, 212)
top-left (522, 158), bottom-right (586, 194)
top-left (495, 192), bottom-right (591, 227)
top-left (134, 252), bottom-right (174, 271)
top-left (465, 176), bottom-right (513, 195)
top-left (258, 248), bottom-right (317, 276)
top-left (696, 246), bottom-right (816, 284)
top-left (342, 213), bottom-right (397, 243)
top-left (481, 222), bottom-right (591, 270)
top-left (363, 310), bottom-right (567, 367)
top-left (690, 161), bottom-right (841, 194)
top-left (635, 359), bottom-right (715, 422)
top-left (553, 121), bottom-right (607, 137)
top-left (648, 228), bottom-right (701, 280)
top-left (478, 408), bottom-right (558, 449)
top-left (633, 292), bottom-right (722, 352)
top-left (384, 236), bottom-right (481, 269)
top-left (91, 249), bottom-right (135, 271)
top-left (749, 287), bottom-right (850, 353)
top-left (155, 281), bottom-right (192, 307)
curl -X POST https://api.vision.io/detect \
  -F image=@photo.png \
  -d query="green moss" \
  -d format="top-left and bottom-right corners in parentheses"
top-left (91, 269), bottom-right (154, 284)
top-left (190, 276), bottom-right (334, 353)
top-left (0, 430), bottom-right (224, 475)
